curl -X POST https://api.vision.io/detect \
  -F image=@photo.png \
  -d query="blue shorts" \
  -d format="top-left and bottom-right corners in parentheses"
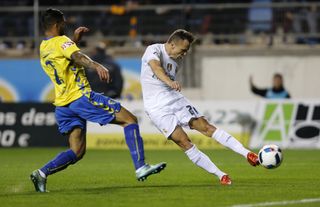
top-left (55, 91), bottom-right (121, 134)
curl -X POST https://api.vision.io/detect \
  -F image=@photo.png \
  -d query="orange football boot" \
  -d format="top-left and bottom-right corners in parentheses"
top-left (220, 175), bottom-right (232, 185)
top-left (247, 152), bottom-right (260, 166)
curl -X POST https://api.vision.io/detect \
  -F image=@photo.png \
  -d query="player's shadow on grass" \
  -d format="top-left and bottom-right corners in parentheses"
top-left (0, 182), bottom-right (269, 196)
top-left (61, 182), bottom-right (272, 194)
top-left (0, 191), bottom-right (45, 197)
top-left (0, 184), bottom-right (213, 196)
top-left (64, 184), bottom-right (214, 194)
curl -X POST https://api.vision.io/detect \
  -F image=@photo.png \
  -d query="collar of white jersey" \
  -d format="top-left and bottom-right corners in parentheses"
top-left (162, 44), bottom-right (170, 60)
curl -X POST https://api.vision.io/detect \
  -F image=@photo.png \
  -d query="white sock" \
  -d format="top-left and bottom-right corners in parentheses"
top-left (38, 169), bottom-right (46, 178)
top-left (212, 128), bottom-right (250, 158)
top-left (185, 145), bottom-right (225, 179)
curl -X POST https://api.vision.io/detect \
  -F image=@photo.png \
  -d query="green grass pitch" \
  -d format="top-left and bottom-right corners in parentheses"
top-left (0, 148), bottom-right (320, 207)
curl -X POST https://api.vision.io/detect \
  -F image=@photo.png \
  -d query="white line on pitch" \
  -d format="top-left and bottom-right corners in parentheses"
top-left (231, 198), bottom-right (320, 207)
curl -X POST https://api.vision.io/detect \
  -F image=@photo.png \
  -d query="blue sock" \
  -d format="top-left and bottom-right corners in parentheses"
top-left (124, 124), bottom-right (145, 170)
top-left (40, 149), bottom-right (78, 176)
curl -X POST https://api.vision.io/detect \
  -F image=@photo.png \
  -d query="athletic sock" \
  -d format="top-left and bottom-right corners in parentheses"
top-left (185, 145), bottom-right (225, 179)
top-left (212, 128), bottom-right (250, 158)
top-left (124, 123), bottom-right (145, 170)
top-left (40, 149), bottom-right (78, 176)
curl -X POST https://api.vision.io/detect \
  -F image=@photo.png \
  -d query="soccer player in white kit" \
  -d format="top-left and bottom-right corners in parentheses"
top-left (140, 29), bottom-right (259, 185)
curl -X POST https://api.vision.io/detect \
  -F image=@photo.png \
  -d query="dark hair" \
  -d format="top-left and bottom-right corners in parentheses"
top-left (167, 29), bottom-right (195, 44)
top-left (41, 8), bottom-right (64, 31)
top-left (274, 73), bottom-right (283, 80)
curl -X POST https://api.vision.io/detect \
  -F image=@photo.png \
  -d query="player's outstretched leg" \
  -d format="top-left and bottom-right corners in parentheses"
top-left (190, 118), bottom-right (259, 167)
top-left (30, 149), bottom-right (78, 192)
top-left (30, 128), bottom-right (86, 192)
top-left (112, 107), bottom-right (166, 181)
top-left (213, 128), bottom-right (259, 166)
top-left (170, 126), bottom-right (231, 185)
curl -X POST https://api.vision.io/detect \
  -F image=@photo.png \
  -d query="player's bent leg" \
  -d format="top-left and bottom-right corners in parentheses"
top-left (189, 117), bottom-right (215, 137)
top-left (190, 117), bottom-right (259, 166)
top-left (111, 106), bottom-right (138, 127)
top-left (30, 128), bottom-right (86, 192)
top-left (112, 107), bottom-right (145, 170)
top-left (169, 125), bottom-right (193, 150)
top-left (111, 107), bottom-right (166, 181)
top-left (169, 126), bottom-right (230, 185)
top-left (69, 127), bottom-right (87, 160)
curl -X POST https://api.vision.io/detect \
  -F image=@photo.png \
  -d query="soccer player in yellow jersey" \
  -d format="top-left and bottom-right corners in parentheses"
top-left (30, 8), bottom-right (166, 193)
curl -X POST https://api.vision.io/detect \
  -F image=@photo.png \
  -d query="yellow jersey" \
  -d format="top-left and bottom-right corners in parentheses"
top-left (39, 35), bottom-right (91, 106)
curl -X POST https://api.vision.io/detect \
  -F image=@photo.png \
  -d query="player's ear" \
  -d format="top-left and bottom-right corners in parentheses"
top-left (52, 22), bottom-right (58, 30)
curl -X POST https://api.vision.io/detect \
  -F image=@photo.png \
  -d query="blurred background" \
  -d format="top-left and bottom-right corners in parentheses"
top-left (0, 0), bottom-right (319, 149)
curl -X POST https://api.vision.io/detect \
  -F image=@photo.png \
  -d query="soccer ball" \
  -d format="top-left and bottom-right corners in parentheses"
top-left (258, 144), bottom-right (283, 169)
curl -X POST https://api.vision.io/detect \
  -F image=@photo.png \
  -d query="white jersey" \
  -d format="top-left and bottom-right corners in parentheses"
top-left (141, 43), bottom-right (183, 112)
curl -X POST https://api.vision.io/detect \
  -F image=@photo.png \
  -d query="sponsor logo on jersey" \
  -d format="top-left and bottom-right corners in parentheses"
top-left (61, 41), bottom-right (75, 50)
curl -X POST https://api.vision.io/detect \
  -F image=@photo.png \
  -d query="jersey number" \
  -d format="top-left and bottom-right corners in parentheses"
top-left (45, 60), bottom-right (62, 85)
top-left (186, 105), bottom-right (198, 116)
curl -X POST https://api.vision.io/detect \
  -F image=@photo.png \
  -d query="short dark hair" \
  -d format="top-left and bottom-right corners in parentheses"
top-left (41, 8), bottom-right (64, 31)
top-left (167, 29), bottom-right (195, 44)
top-left (274, 73), bottom-right (283, 80)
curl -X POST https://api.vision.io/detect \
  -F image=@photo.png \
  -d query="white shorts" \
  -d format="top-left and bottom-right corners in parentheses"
top-left (145, 97), bottom-right (202, 138)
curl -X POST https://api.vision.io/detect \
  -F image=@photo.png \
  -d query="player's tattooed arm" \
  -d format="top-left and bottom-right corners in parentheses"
top-left (71, 51), bottom-right (96, 68)
top-left (149, 60), bottom-right (181, 92)
top-left (71, 51), bottom-right (110, 82)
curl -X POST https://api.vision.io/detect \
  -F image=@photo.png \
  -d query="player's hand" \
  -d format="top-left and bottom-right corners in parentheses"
top-left (168, 81), bottom-right (181, 92)
top-left (95, 64), bottom-right (111, 83)
top-left (73, 27), bottom-right (89, 43)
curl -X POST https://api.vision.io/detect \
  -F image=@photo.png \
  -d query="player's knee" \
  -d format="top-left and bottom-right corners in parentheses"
top-left (193, 118), bottom-right (215, 137)
top-left (131, 114), bottom-right (138, 124)
top-left (126, 114), bottom-right (138, 125)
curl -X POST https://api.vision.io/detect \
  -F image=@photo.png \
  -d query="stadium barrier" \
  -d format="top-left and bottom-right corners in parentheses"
top-left (87, 100), bottom-right (320, 150)
top-left (0, 59), bottom-right (142, 102)
top-left (250, 100), bottom-right (320, 149)
top-left (1, 100), bottom-right (319, 148)
top-left (2, 54), bottom-right (320, 102)
top-left (0, 103), bottom-right (67, 147)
